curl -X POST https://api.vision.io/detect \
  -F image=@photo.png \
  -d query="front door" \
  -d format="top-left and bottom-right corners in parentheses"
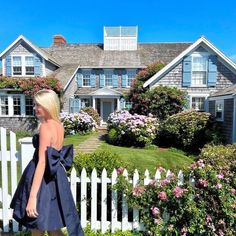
top-left (102, 101), bottom-right (112, 121)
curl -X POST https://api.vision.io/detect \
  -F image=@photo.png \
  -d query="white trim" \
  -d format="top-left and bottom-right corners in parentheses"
top-left (2, 58), bottom-right (5, 76)
top-left (208, 94), bottom-right (234, 101)
top-left (143, 36), bottom-right (236, 88)
top-left (189, 94), bottom-right (208, 111)
top-left (0, 35), bottom-right (60, 67)
top-left (64, 65), bottom-right (80, 92)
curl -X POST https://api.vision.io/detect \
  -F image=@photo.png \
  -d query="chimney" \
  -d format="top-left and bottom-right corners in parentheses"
top-left (53, 35), bottom-right (66, 45)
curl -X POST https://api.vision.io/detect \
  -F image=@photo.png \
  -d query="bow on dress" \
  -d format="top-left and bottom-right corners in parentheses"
top-left (47, 145), bottom-right (84, 236)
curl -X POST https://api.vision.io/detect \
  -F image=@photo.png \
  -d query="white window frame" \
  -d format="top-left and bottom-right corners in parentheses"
top-left (81, 98), bottom-right (91, 108)
top-left (0, 93), bottom-right (34, 117)
top-left (82, 70), bottom-right (91, 87)
top-left (104, 69), bottom-right (113, 87)
top-left (127, 69), bottom-right (136, 87)
top-left (215, 100), bottom-right (224, 121)
top-left (191, 96), bottom-right (206, 111)
top-left (191, 52), bottom-right (208, 87)
top-left (11, 54), bottom-right (35, 76)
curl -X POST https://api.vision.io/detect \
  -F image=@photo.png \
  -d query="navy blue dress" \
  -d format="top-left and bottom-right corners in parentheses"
top-left (10, 134), bottom-right (84, 236)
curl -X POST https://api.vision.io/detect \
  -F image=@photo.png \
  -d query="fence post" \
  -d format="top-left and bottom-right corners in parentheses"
top-left (19, 137), bottom-right (34, 174)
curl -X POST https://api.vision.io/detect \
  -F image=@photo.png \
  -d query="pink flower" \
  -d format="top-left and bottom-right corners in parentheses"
top-left (173, 186), bottom-right (186, 198)
top-left (154, 218), bottom-right (161, 225)
top-left (181, 226), bottom-right (188, 235)
top-left (132, 186), bottom-right (145, 197)
top-left (217, 173), bottom-right (224, 179)
top-left (206, 214), bottom-right (212, 224)
top-left (150, 206), bottom-right (160, 216)
top-left (157, 167), bottom-right (166, 173)
top-left (158, 191), bottom-right (167, 201)
top-left (215, 183), bottom-right (222, 189)
top-left (198, 179), bottom-right (208, 188)
top-left (218, 219), bottom-right (225, 225)
top-left (218, 229), bottom-right (224, 236)
top-left (116, 167), bottom-right (124, 175)
top-left (231, 188), bottom-right (236, 195)
top-left (160, 179), bottom-right (170, 187)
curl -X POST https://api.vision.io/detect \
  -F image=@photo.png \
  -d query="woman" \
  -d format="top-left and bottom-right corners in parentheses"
top-left (10, 89), bottom-right (84, 236)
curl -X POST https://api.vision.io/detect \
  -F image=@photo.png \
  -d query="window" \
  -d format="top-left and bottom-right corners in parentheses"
top-left (125, 101), bottom-right (132, 110)
top-left (127, 70), bottom-right (136, 87)
top-left (192, 97), bottom-right (205, 111)
top-left (192, 55), bottom-right (207, 86)
top-left (0, 96), bottom-right (9, 115)
top-left (25, 56), bottom-right (34, 75)
top-left (82, 70), bottom-right (91, 86)
top-left (81, 98), bottom-right (90, 108)
top-left (13, 56), bottom-right (22, 75)
top-left (25, 97), bottom-right (34, 115)
top-left (215, 100), bottom-right (224, 121)
top-left (13, 96), bottom-right (21, 115)
top-left (105, 70), bottom-right (113, 87)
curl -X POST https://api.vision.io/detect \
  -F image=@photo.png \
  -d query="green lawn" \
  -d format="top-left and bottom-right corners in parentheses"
top-left (97, 142), bottom-right (194, 176)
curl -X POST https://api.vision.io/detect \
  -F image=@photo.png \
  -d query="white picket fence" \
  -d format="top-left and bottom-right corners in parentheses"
top-left (0, 127), bottom-right (188, 233)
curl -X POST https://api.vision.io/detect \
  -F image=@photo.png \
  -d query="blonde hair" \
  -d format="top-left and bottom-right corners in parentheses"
top-left (34, 89), bottom-right (61, 122)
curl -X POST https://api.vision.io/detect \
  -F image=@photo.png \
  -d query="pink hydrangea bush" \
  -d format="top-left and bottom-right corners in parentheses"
top-left (115, 160), bottom-right (236, 235)
top-left (61, 111), bottom-right (97, 135)
top-left (107, 110), bottom-right (159, 147)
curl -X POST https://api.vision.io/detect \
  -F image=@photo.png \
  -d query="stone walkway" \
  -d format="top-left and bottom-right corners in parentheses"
top-left (75, 128), bottom-right (107, 153)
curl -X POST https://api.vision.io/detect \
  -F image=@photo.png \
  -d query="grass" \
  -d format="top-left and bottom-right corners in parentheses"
top-left (97, 141), bottom-right (194, 176)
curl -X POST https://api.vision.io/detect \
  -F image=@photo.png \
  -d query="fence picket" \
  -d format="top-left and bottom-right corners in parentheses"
top-left (122, 169), bottom-right (129, 231)
top-left (10, 131), bottom-right (18, 232)
top-left (132, 169), bottom-right (139, 231)
top-left (70, 167), bottom-right (77, 204)
top-left (101, 168), bottom-right (108, 233)
top-left (91, 168), bottom-right (97, 231)
top-left (144, 169), bottom-right (150, 185)
top-left (111, 169), bottom-right (118, 233)
top-left (1, 127), bottom-right (9, 232)
top-left (80, 168), bottom-right (87, 228)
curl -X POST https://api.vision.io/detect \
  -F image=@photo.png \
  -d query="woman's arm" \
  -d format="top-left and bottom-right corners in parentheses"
top-left (26, 122), bottom-right (51, 218)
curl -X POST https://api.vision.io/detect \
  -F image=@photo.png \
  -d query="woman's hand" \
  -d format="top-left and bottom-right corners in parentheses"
top-left (26, 196), bottom-right (39, 218)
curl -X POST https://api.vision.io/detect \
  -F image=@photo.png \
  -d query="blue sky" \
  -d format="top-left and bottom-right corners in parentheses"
top-left (1, 0), bottom-right (236, 63)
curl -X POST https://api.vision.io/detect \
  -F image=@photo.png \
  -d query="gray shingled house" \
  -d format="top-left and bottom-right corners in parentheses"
top-left (1, 26), bottom-right (236, 135)
top-left (208, 85), bottom-right (236, 143)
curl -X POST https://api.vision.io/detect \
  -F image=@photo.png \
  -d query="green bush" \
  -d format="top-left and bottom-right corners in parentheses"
top-left (158, 110), bottom-right (217, 151)
top-left (107, 128), bottom-right (119, 144)
top-left (73, 151), bottom-right (130, 176)
top-left (81, 107), bottom-right (101, 126)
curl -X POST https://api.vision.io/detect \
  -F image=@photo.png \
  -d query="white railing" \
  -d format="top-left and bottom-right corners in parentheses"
top-left (0, 127), bottom-right (186, 233)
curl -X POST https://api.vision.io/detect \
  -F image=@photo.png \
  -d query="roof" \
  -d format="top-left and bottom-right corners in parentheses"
top-left (210, 84), bottom-right (236, 97)
top-left (143, 36), bottom-right (236, 88)
top-left (42, 42), bottom-right (191, 68)
top-left (89, 87), bottom-right (122, 96)
top-left (50, 64), bottom-right (79, 88)
top-left (0, 35), bottom-right (60, 67)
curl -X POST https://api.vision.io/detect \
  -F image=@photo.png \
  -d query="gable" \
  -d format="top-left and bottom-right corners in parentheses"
top-left (143, 36), bottom-right (236, 88)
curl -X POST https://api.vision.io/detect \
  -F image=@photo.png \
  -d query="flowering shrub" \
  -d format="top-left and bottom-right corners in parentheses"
top-left (158, 110), bottom-right (219, 151)
top-left (81, 107), bottom-right (101, 125)
top-left (0, 76), bottom-right (63, 96)
top-left (61, 111), bottom-right (97, 135)
top-left (114, 159), bottom-right (236, 235)
top-left (107, 110), bottom-right (159, 147)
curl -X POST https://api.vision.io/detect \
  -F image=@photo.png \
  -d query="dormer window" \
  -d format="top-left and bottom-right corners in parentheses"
top-left (25, 56), bottom-right (34, 75)
top-left (13, 56), bottom-right (22, 75)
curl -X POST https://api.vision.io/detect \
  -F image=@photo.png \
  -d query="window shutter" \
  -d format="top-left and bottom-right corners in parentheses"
top-left (91, 70), bottom-right (96, 88)
top-left (34, 55), bottom-right (41, 76)
top-left (69, 97), bottom-right (81, 113)
top-left (6, 55), bottom-right (12, 76)
top-left (100, 71), bottom-right (105, 87)
top-left (182, 55), bottom-right (192, 87)
top-left (208, 55), bottom-right (217, 87)
top-left (121, 70), bottom-right (127, 87)
top-left (77, 73), bottom-right (83, 87)
top-left (112, 72), bottom-right (118, 88)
